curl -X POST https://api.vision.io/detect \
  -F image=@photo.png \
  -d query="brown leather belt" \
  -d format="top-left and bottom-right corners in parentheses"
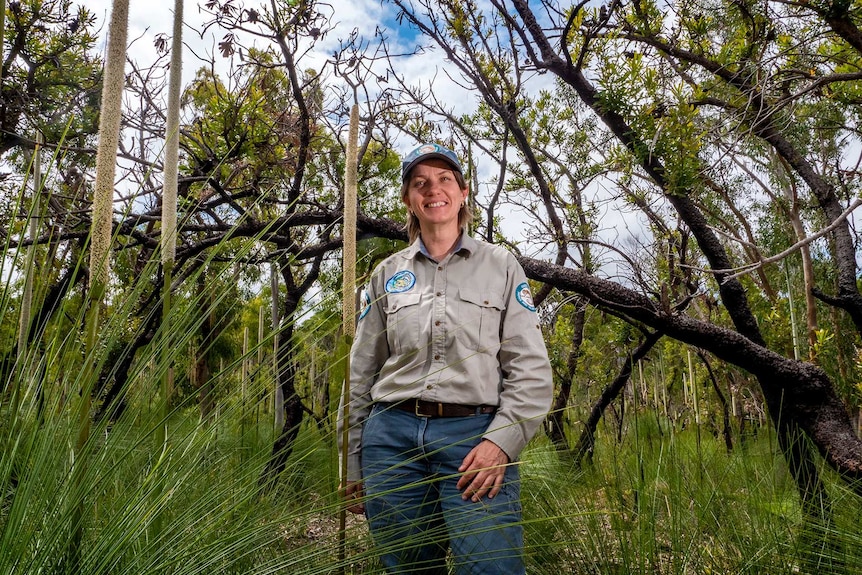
top-left (386, 399), bottom-right (496, 418)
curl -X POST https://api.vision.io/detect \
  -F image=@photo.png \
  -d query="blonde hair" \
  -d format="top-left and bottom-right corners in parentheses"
top-left (401, 170), bottom-right (473, 243)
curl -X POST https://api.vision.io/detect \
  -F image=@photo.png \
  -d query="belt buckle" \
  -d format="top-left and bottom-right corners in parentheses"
top-left (413, 400), bottom-right (441, 417)
top-left (414, 400), bottom-right (426, 417)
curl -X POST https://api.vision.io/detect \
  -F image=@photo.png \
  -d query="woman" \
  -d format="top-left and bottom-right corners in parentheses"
top-left (339, 143), bottom-right (552, 574)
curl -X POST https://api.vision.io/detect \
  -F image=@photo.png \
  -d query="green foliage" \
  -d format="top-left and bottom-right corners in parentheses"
top-left (182, 56), bottom-right (296, 194)
top-left (1, 0), bottom-right (102, 158)
top-left (524, 425), bottom-right (862, 575)
top-left (5, 0), bottom-right (862, 570)
top-left (6, 339), bottom-right (862, 575)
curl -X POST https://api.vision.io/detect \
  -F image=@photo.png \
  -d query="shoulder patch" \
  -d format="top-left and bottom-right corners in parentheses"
top-left (358, 289), bottom-right (372, 320)
top-left (385, 270), bottom-right (416, 293)
top-left (515, 282), bottom-right (536, 311)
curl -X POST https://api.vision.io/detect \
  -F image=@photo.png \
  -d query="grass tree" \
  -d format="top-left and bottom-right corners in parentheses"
top-left (159, 0), bottom-right (183, 443)
top-left (17, 134), bottom-right (41, 365)
top-left (71, 0), bottom-right (129, 566)
top-left (83, 0), bottom-right (128, 425)
top-left (338, 103), bottom-right (359, 569)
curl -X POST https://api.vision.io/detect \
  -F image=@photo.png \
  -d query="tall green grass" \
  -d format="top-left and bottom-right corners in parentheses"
top-left (3, 182), bottom-right (861, 574)
top-left (4, 368), bottom-right (861, 574)
top-left (522, 414), bottom-right (862, 574)
top-left (1, 347), bottom-right (376, 574)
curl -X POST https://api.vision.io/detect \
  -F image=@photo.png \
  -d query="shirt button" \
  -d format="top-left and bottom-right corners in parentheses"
top-left (438, 266), bottom-right (443, 271)
top-left (484, 300), bottom-right (489, 304)
top-left (426, 385), bottom-right (433, 390)
top-left (435, 320), bottom-right (441, 326)
top-left (436, 291), bottom-right (442, 296)
top-left (434, 354), bottom-right (440, 360)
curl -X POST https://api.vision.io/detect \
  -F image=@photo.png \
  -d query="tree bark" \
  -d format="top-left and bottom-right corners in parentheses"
top-left (696, 350), bottom-right (734, 453)
top-left (196, 272), bottom-right (217, 421)
top-left (259, 311), bottom-right (302, 491)
top-left (547, 303), bottom-right (586, 449)
top-left (507, 0), bottom-right (836, 510)
top-left (518, 256), bottom-right (862, 484)
top-left (259, 250), bottom-right (325, 490)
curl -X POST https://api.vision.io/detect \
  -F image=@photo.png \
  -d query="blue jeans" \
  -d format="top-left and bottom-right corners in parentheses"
top-left (361, 404), bottom-right (525, 575)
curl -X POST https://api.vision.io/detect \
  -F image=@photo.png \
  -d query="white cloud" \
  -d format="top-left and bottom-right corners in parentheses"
top-left (88, 0), bottom-right (394, 72)
top-left (84, 0), bottom-right (643, 264)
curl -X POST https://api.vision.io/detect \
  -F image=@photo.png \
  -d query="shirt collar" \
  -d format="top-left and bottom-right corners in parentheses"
top-left (407, 232), bottom-right (475, 261)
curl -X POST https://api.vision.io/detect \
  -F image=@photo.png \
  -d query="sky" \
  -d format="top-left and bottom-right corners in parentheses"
top-left (84, 0), bottom-right (483, 159)
top-left (86, 0), bottom-right (451, 109)
top-left (31, 1), bottom-right (862, 285)
top-left (87, 0), bottom-right (379, 60)
top-left (82, 0), bottom-right (647, 264)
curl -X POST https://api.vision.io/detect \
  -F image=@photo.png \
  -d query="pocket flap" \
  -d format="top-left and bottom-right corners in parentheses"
top-left (459, 288), bottom-right (504, 310)
top-left (384, 292), bottom-right (422, 313)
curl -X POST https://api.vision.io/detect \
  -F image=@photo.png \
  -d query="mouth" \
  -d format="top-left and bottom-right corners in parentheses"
top-left (425, 201), bottom-right (448, 208)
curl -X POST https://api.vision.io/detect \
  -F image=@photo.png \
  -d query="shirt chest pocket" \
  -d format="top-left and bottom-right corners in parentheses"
top-left (384, 292), bottom-right (422, 355)
top-left (457, 288), bottom-right (504, 352)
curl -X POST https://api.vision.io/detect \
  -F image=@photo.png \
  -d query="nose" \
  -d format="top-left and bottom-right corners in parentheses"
top-left (425, 177), bottom-right (447, 194)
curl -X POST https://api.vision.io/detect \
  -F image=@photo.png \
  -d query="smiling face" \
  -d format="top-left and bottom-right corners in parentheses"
top-left (402, 158), bottom-right (469, 235)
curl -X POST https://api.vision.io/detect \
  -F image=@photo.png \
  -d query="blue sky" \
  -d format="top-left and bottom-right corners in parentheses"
top-left (83, 0), bottom-right (624, 258)
top-left (87, 0), bottom-right (508, 193)
top-left (88, 0), bottom-right (427, 92)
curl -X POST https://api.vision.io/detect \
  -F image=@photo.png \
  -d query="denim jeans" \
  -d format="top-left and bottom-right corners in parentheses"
top-left (361, 404), bottom-right (525, 575)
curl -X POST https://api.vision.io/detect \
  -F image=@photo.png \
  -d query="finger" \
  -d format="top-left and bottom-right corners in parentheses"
top-left (487, 474), bottom-right (504, 499)
top-left (342, 482), bottom-right (363, 499)
top-left (457, 456), bottom-right (480, 491)
top-left (344, 484), bottom-right (365, 514)
top-left (458, 461), bottom-right (491, 493)
top-left (469, 475), bottom-right (495, 502)
top-left (458, 449), bottom-right (476, 473)
top-left (466, 468), bottom-right (504, 501)
top-left (462, 470), bottom-right (490, 500)
top-left (457, 466), bottom-right (478, 491)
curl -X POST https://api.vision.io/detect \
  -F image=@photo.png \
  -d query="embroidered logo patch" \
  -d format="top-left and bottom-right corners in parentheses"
top-left (385, 270), bottom-right (416, 293)
top-left (515, 282), bottom-right (536, 311)
top-left (358, 289), bottom-right (372, 320)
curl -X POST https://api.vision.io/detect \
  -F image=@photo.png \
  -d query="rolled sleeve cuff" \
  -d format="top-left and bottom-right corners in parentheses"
top-left (346, 453), bottom-right (362, 483)
top-left (482, 418), bottom-right (530, 462)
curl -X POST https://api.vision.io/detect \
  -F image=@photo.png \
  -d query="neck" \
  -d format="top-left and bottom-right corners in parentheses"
top-left (421, 227), bottom-right (462, 261)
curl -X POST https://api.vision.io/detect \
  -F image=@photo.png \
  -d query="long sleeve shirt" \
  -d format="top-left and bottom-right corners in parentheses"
top-left (338, 234), bottom-right (553, 482)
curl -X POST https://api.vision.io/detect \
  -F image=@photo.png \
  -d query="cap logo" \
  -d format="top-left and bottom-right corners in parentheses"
top-left (402, 143), bottom-right (463, 180)
top-left (417, 144), bottom-right (439, 155)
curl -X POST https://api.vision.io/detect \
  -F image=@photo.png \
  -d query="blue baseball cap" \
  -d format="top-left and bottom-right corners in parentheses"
top-left (401, 143), bottom-right (463, 181)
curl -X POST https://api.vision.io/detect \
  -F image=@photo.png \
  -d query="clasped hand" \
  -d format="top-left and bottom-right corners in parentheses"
top-left (341, 439), bottom-right (509, 514)
top-left (456, 439), bottom-right (509, 502)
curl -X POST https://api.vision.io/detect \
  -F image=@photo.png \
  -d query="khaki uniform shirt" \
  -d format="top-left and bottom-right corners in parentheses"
top-left (339, 234), bottom-right (553, 482)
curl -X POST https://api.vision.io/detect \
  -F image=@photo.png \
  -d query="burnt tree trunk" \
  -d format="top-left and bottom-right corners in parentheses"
top-left (509, 0), bottom-right (835, 513)
top-left (547, 302), bottom-right (586, 449)
top-left (696, 350), bottom-right (734, 453)
top-left (94, 289), bottom-right (161, 424)
top-left (518, 257), bottom-right (862, 487)
top-left (258, 249), bottom-right (325, 491)
top-left (259, 305), bottom-right (302, 491)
